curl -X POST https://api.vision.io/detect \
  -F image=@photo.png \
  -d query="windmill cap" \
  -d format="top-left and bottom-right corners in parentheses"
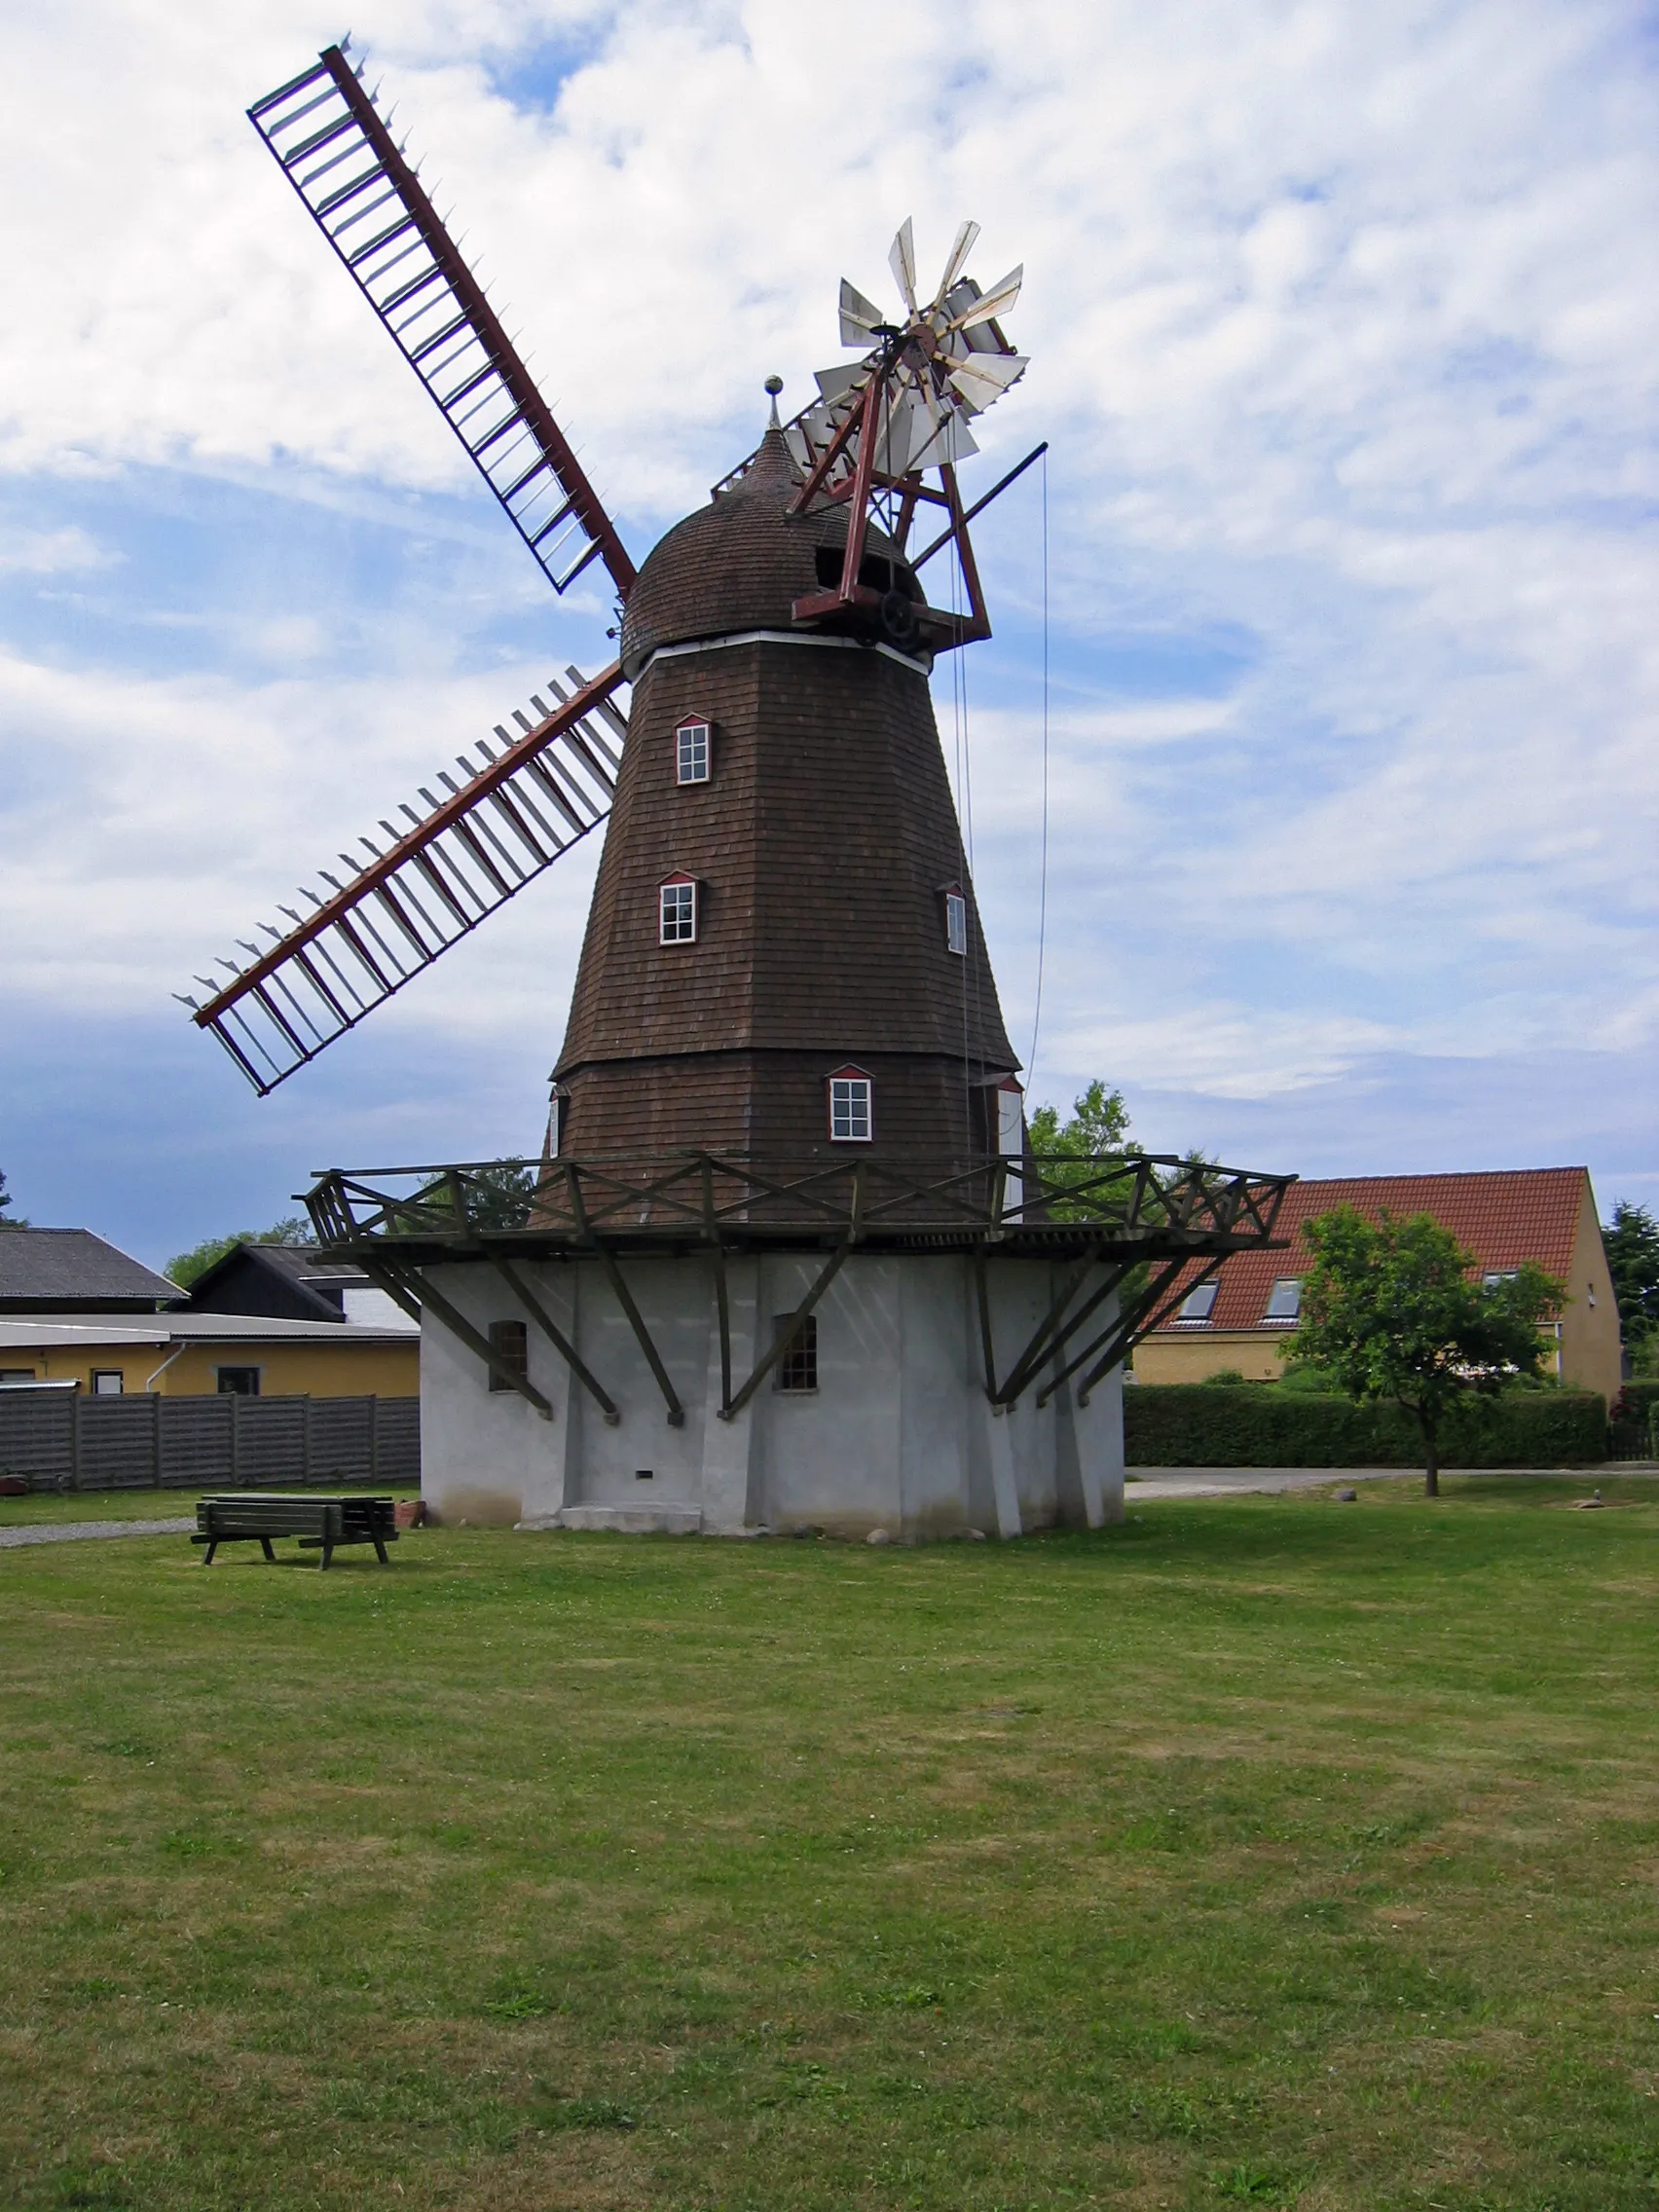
top-left (619, 426), bottom-right (918, 678)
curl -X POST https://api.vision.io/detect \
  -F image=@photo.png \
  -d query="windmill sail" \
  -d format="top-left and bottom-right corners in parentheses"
top-left (182, 666), bottom-right (627, 1094)
top-left (248, 45), bottom-right (636, 601)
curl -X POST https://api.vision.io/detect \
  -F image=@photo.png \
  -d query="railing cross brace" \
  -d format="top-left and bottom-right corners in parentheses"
top-left (565, 1161), bottom-right (683, 1427)
top-left (719, 1167), bottom-right (866, 1421)
top-left (360, 1256), bottom-right (554, 1419)
top-left (487, 1253), bottom-right (619, 1425)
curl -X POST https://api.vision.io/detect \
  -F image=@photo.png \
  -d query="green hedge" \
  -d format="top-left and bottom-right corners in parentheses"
top-left (1124, 1385), bottom-right (1607, 1468)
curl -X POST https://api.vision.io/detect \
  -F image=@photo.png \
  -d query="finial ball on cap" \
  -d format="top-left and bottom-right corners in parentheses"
top-left (764, 374), bottom-right (784, 395)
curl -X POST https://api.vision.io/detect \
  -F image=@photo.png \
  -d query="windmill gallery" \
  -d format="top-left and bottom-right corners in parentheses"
top-left (183, 41), bottom-right (1292, 1539)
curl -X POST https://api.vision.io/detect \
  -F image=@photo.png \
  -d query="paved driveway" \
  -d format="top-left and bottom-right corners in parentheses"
top-left (1125, 1465), bottom-right (1643, 1500)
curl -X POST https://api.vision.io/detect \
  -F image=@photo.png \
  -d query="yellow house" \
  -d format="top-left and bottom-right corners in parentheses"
top-left (1134, 1167), bottom-right (1622, 1403)
top-left (0, 1313), bottom-right (419, 1399)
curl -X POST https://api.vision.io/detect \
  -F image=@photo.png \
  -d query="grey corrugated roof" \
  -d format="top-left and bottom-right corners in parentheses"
top-left (0, 1229), bottom-right (180, 1305)
top-left (0, 1314), bottom-right (418, 1347)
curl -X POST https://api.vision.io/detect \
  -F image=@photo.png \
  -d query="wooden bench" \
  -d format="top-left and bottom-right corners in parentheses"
top-left (193, 1494), bottom-right (398, 1569)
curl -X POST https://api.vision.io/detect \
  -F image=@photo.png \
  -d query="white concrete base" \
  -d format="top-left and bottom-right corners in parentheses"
top-left (551, 1504), bottom-right (703, 1534)
top-left (419, 1250), bottom-right (1125, 1539)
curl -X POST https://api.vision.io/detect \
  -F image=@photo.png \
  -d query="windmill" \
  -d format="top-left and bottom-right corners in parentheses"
top-left (193, 41), bottom-right (1293, 1539)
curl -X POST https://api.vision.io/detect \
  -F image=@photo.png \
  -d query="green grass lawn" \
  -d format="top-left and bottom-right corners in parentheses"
top-left (2, 1477), bottom-right (1657, 2211)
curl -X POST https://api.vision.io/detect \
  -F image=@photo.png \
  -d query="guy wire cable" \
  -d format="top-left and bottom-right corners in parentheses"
top-left (947, 505), bottom-right (974, 1159)
top-left (1027, 445), bottom-right (1050, 1093)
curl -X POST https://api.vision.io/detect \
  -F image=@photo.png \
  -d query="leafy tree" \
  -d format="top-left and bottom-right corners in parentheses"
top-left (165, 1215), bottom-right (312, 1289)
top-left (1027, 1080), bottom-right (1134, 1161)
top-left (0, 1168), bottom-right (24, 1230)
top-left (1288, 1205), bottom-right (1564, 1497)
top-left (1604, 1201), bottom-right (1659, 1353)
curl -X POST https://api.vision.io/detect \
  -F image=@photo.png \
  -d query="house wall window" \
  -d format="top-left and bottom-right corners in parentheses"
top-left (1263, 1278), bottom-right (1303, 1322)
top-left (944, 887), bottom-right (967, 956)
top-left (775, 1313), bottom-right (819, 1392)
top-left (487, 1319), bottom-right (529, 1393)
top-left (828, 1068), bottom-right (872, 1143)
top-left (216, 1367), bottom-right (261, 1396)
top-left (1177, 1281), bottom-right (1218, 1323)
top-left (659, 875), bottom-right (697, 943)
top-left (0, 1369), bottom-right (37, 1385)
top-left (91, 1370), bottom-right (125, 1395)
top-left (676, 719), bottom-right (711, 784)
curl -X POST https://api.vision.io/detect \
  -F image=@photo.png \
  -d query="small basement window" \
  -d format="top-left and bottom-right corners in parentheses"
top-left (91, 1370), bottom-right (125, 1395)
top-left (1177, 1281), bottom-right (1218, 1324)
top-left (659, 875), bottom-right (697, 943)
top-left (775, 1313), bottom-right (819, 1392)
top-left (1263, 1278), bottom-right (1303, 1322)
top-left (828, 1067), bottom-right (872, 1143)
top-left (216, 1367), bottom-right (261, 1396)
top-left (487, 1319), bottom-right (529, 1393)
top-left (944, 886), bottom-right (967, 956)
top-left (676, 719), bottom-right (711, 784)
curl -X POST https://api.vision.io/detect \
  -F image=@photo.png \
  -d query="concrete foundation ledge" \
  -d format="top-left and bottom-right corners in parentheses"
top-left (550, 1505), bottom-right (704, 1536)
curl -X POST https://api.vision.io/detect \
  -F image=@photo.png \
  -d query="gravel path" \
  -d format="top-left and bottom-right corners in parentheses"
top-left (0, 1516), bottom-right (195, 1550)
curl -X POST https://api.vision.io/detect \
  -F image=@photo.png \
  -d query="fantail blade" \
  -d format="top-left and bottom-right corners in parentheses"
top-left (949, 263), bottom-right (1022, 332)
top-left (931, 220), bottom-right (980, 310)
top-left (889, 217), bottom-right (918, 315)
top-left (839, 277), bottom-right (884, 348)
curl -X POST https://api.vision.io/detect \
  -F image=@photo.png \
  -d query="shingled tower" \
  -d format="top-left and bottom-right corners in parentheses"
top-left (553, 425), bottom-right (1018, 1165)
top-left (201, 46), bottom-right (1295, 1541)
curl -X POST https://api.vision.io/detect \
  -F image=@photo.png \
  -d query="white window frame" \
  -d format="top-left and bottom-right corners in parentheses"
top-left (944, 887), bottom-right (967, 956)
top-left (676, 719), bottom-right (711, 785)
top-left (659, 875), bottom-right (697, 944)
top-left (828, 1069), bottom-right (873, 1143)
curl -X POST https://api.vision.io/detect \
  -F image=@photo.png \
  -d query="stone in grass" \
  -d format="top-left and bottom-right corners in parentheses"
top-left (866, 1529), bottom-right (895, 1545)
top-left (1334, 1487), bottom-right (1358, 1502)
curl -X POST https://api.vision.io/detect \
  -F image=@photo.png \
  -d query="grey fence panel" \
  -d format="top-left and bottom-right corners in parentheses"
top-left (375, 1396), bottom-right (422, 1484)
top-left (309, 1397), bottom-right (375, 1484)
top-left (0, 1393), bottom-right (421, 1493)
top-left (76, 1397), bottom-right (158, 1491)
top-left (0, 1393), bottom-right (76, 1492)
top-left (237, 1398), bottom-right (310, 1486)
top-left (159, 1397), bottom-right (235, 1489)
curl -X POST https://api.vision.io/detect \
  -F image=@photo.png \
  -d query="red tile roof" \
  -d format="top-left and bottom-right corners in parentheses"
top-left (1151, 1168), bottom-right (1592, 1335)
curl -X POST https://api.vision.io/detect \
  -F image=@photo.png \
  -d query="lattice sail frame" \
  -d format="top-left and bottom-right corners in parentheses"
top-left (248, 42), bottom-right (635, 600)
top-left (180, 667), bottom-right (626, 1093)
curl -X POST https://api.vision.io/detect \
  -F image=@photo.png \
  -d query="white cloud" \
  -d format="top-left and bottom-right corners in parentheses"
top-left (0, 0), bottom-right (1655, 1209)
top-left (0, 525), bottom-right (117, 573)
top-left (1051, 1007), bottom-right (1407, 1102)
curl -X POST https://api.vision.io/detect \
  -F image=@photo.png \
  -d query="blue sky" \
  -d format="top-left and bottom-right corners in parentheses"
top-left (2, 0), bottom-right (1656, 1271)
